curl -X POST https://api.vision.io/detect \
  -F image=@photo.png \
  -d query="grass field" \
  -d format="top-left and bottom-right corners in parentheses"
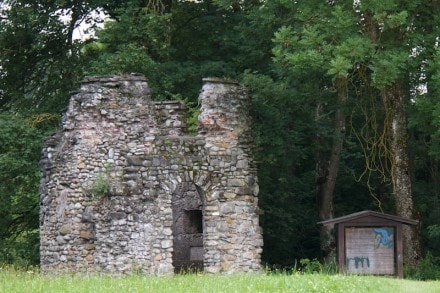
top-left (1, 268), bottom-right (439, 293)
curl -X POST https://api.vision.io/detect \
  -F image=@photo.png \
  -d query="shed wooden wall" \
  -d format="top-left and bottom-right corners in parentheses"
top-left (345, 227), bottom-right (395, 275)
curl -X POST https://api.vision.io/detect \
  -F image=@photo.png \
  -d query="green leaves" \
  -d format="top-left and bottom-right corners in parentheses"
top-left (0, 112), bottom-right (46, 265)
top-left (84, 43), bottom-right (156, 75)
top-left (360, 0), bottom-right (399, 12)
top-left (370, 49), bottom-right (409, 89)
top-left (386, 10), bottom-right (409, 29)
top-left (272, 4), bottom-right (374, 83)
top-left (272, 25), bottom-right (324, 75)
top-left (0, 1), bottom-right (83, 112)
top-left (327, 56), bottom-right (352, 78)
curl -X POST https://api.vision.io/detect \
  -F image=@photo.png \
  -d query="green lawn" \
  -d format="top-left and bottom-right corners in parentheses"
top-left (1, 268), bottom-right (439, 293)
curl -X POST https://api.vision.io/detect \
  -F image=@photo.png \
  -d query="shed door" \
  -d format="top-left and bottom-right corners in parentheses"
top-left (345, 227), bottom-right (395, 275)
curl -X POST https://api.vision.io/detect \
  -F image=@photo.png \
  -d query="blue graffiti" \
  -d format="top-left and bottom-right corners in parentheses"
top-left (373, 228), bottom-right (394, 248)
top-left (346, 257), bottom-right (370, 269)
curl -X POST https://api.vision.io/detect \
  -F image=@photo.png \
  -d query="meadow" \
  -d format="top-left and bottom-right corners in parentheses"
top-left (1, 267), bottom-right (439, 293)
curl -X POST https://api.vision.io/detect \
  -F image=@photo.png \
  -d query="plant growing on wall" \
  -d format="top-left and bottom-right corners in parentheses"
top-left (89, 164), bottom-right (112, 200)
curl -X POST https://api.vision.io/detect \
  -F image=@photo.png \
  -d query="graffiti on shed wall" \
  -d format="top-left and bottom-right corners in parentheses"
top-left (345, 227), bottom-right (395, 275)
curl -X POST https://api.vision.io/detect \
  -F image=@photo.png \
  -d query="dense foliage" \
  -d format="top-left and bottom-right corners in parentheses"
top-left (0, 113), bottom-right (55, 266)
top-left (1, 0), bottom-right (440, 277)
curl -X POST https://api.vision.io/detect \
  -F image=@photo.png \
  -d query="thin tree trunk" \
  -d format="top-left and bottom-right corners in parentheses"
top-left (381, 82), bottom-right (422, 267)
top-left (317, 76), bottom-right (348, 263)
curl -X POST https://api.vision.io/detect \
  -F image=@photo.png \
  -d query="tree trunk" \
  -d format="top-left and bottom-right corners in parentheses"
top-left (381, 82), bottom-right (422, 267)
top-left (317, 76), bottom-right (348, 263)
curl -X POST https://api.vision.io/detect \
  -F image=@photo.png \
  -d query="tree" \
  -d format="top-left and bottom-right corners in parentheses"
top-left (0, 0), bottom-right (114, 112)
top-left (0, 112), bottom-right (55, 265)
top-left (357, 1), bottom-right (430, 267)
top-left (272, 1), bottom-right (371, 262)
top-left (0, 0), bottom-right (110, 265)
top-left (271, 0), bottom-right (440, 267)
top-left (82, 0), bottom-right (243, 101)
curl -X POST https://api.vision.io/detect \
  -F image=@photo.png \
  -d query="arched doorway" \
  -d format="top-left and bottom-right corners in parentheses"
top-left (171, 182), bottom-right (204, 272)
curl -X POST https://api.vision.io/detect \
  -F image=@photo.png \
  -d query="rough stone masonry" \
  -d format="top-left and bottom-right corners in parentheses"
top-left (39, 74), bottom-right (263, 274)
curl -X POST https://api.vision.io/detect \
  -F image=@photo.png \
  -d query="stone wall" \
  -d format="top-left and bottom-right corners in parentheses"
top-left (39, 74), bottom-right (263, 274)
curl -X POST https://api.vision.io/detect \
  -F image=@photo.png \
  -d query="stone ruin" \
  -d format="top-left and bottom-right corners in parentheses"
top-left (39, 74), bottom-right (263, 274)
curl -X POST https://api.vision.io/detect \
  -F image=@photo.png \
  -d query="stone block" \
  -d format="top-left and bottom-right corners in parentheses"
top-left (190, 247), bottom-right (204, 261)
top-left (161, 240), bottom-right (172, 249)
top-left (84, 244), bottom-right (95, 250)
top-left (80, 230), bottom-right (95, 240)
top-left (163, 228), bottom-right (172, 236)
top-left (228, 178), bottom-right (243, 187)
top-left (56, 236), bottom-right (66, 244)
top-left (108, 212), bottom-right (126, 220)
top-left (220, 203), bottom-right (235, 214)
top-left (59, 224), bottom-right (71, 235)
top-left (225, 254), bottom-right (237, 261)
top-left (82, 207), bottom-right (93, 222)
top-left (85, 255), bottom-right (94, 262)
top-left (127, 156), bottom-right (144, 166)
top-left (220, 261), bottom-right (231, 271)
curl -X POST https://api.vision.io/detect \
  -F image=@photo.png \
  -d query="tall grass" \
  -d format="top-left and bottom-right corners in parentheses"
top-left (1, 266), bottom-right (439, 293)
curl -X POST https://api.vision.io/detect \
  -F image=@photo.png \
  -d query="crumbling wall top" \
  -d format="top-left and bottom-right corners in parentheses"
top-left (81, 73), bottom-right (147, 84)
top-left (202, 77), bottom-right (239, 85)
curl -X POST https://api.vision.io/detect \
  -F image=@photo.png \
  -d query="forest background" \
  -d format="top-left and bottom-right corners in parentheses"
top-left (1, 0), bottom-right (440, 278)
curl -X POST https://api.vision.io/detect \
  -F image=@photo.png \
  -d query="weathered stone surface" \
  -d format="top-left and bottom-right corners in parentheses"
top-left (80, 230), bottom-right (95, 240)
top-left (108, 212), bottom-right (126, 220)
top-left (84, 244), bottom-right (95, 250)
top-left (39, 74), bottom-right (262, 275)
top-left (85, 255), bottom-right (94, 262)
top-left (59, 224), bottom-right (71, 235)
top-left (127, 156), bottom-right (144, 166)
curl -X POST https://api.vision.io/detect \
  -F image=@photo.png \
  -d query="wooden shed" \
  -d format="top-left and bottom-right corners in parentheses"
top-left (319, 210), bottom-right (418, 278)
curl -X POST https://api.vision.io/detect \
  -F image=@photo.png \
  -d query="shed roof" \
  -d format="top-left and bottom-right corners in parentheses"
top-left (318, 210), bottom-right (418, 226)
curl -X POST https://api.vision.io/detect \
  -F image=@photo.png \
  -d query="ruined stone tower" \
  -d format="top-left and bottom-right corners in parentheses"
top-left (39, 74), bottom-right (263, 274)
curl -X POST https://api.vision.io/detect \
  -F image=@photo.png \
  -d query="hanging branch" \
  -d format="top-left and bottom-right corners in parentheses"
top-left (350, 65), bottom-right (393, 212)
top-left (147, 0), bottom-right (166, 15)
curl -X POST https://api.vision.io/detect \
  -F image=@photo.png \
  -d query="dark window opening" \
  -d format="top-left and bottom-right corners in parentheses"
top-left (184, 210), bottom-right (203, 234)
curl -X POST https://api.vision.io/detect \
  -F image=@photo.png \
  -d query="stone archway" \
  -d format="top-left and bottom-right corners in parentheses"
top-left (171, 181), bottom-right (205, 272)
